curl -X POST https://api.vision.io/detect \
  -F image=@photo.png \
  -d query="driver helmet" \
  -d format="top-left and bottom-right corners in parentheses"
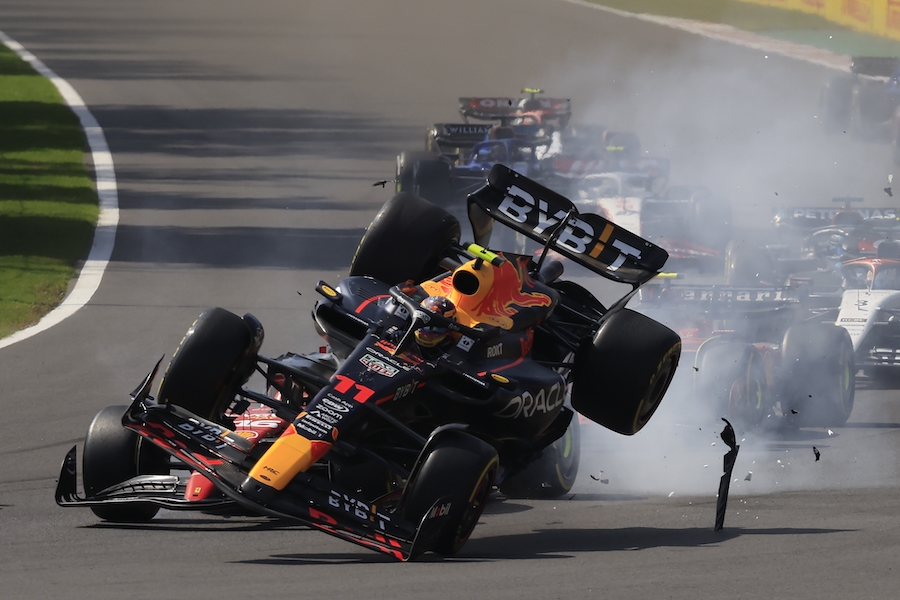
top-left (414, 295), bottom-right (457, 347)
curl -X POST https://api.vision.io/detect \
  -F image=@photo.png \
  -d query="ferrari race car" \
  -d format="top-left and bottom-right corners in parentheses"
top-left (568, 173), bottom-right (731, 270)
top-left (635, 278), bottom-right (855, 428)
top-left (56, 165), bottom-right (681, 561)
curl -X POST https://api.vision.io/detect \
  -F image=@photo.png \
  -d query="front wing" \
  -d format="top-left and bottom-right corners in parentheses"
top-left (55, 396), bottom-right (451, 561)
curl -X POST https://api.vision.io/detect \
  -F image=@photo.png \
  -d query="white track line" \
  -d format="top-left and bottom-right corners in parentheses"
top-left (561, 0), bottom-right (851, 72)
top-left (0, 30), bottom-right (118, 350)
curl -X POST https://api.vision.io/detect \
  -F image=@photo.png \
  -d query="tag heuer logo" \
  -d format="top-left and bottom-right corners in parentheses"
top-left (360, 354), bottom-right (399, 377)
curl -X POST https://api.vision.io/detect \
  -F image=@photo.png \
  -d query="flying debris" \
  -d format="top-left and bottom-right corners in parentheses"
top-left (715, 418), bottom-right (740, 532)
top-left (790, 409), bottom-right (799, 414)
top-left (813, 447), bottom-right (821, 461)
top-left (827, 429), bottom-right (834, 436)
top-left (372, 179), bottom-right (393, 188)
top-left (885, 187), bottom-right (893, 198)
top-left (744, 472), bottom-right (752, 481)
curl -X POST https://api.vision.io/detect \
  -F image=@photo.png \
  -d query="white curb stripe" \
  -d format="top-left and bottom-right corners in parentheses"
top-left (0, 30), bottom-right (118, 349)
top-left (561, 0), bottom-right (851, 72)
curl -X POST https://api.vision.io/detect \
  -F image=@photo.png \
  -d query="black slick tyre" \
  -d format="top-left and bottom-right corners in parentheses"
top-left (157, 308), bottom-right (260, 423)
top-left (349, 192), bottom-right (460, 285)
top-left (401, 430), bottom-right (498, 556)
top-left (695, 341), bottom-right (769, 427)
top-left (82, 405), bottom-right (169, 522)
top-left (500, 417), bottom-right (580, 499)
top-left (779, 322), bottom-right (855, 426)
top-left (571, 309), bottom-right (681, 435)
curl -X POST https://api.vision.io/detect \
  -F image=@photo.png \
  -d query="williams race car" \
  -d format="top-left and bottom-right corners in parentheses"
top-left (56, 165), bottom-right (681, 561)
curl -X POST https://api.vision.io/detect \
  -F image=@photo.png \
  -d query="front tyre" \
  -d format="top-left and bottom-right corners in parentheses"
top-left (400, 430), bottom-right (498, 556)
top-left (82, 405), bottom-right (170, 522)
top-left (157, 308), bottom-right (261, 424)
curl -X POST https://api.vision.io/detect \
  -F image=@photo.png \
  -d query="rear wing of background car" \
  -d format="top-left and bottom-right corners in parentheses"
top-left (459, 96), bottom-right (572, 121)
top-left (467, 164), bottom-right (668, 287)
top-left (428, 123), bottom-right (494, 148)
top-left (773, 204), bottom-right (899, 230)
top-left (551, 156), bottom-right (670, 183)
top-left (636, 282), bottom-right (801, 316)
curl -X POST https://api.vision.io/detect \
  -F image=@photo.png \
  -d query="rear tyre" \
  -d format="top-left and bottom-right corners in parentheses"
top-left (724, 241), bottom-right (774, 286)
top-left (572, 309), bottom-right (681, 435)
top-left (695, 341), bottom-right (769, 427)
top-left (401, 430), bottom-right (498, 556)
top-left (83, 405), bottom-right (170, 522)
top-left (779, 322), bottom-right (855, 426)
top-left (500, 418), bottom-right (580, 499)
top-left (349, 192), bottom-right (460, 285)
top-left (157, 308), bottom-right (260, 423)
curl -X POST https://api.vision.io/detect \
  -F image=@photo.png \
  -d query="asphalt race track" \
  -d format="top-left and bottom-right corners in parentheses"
top-left (1, 1), bottom-right (899, 597)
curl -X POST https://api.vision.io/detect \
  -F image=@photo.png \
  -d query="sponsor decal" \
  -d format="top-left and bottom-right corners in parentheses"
top-left (788, 207), bottom-right (898, 221)
top-left (486, 342), bottom-right (503, 358)
top-left (494, 382), bottom-right (563, 419)
top-left (360, 353), bottom-right (400, 377)
top-left (427, 502), bottom-right (452, 520)
top-left (392, 379), bottom-right (419, 401)
top-left (444, 124), bottom-right (493, 135)
top-left (321, 396), bottom-right (353, 413)
top-left (328, 490), bottom-right (391, 530)
top-left (456, 335), bottom-right (475, 352)
top-left (675, 288), bottom-right (788, 302)
top-left (840, 318), bottom-right (866, 322)
top-left (497, 185), bottom-right (642, 271)
top-left (177, 418), bottom-right (230, 450)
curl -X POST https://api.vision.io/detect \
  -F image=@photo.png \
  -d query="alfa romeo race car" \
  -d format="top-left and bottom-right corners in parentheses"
top-left (56, 165), bottom-right (681, 560)
top-left (569, 174), bottom-right (731, 270)
top-left (635, 279), bottom-right (855, 427)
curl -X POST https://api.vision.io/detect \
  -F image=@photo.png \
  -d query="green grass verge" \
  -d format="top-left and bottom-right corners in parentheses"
top-left (585, 0), bottom-right (849, 30)
top-left (0, 43), bottom-right (98, 339)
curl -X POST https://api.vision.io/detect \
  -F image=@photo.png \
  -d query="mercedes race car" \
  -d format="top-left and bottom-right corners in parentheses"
top-left (56, 165), bottom-right (681, 561)
top-left (726, 198), bottom-right (900, 287)
top-left (635, 278), bottom-right (855, 428)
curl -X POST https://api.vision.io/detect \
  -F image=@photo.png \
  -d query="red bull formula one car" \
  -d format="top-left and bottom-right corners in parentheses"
top-left (56, 166), bottom-right (680, 560)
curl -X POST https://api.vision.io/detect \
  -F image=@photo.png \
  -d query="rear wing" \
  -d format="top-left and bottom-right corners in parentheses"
top-left (428, 123), bottom-right (493, 148)
top-left (467, 164), bottom-right (669, 287)
top-left (459, 96), bottom-right (572, 121)
top-left (551, 156), bottom-right (669, 181)
top-left (773, 206), bottom-right (899, 229)
top-left (637, 283), bottom-right (800, 316)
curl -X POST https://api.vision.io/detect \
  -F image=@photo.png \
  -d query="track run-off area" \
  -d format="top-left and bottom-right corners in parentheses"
top-left (0, 2), bottom-right (898, 598)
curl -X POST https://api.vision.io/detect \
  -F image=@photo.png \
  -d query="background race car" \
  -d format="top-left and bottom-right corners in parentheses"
top-left (634, 279), bottom-right (855, 428)
top-left (568, 173), bottom-right (731, 271)
top-left (725, 198), bottom-right (900, 287)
